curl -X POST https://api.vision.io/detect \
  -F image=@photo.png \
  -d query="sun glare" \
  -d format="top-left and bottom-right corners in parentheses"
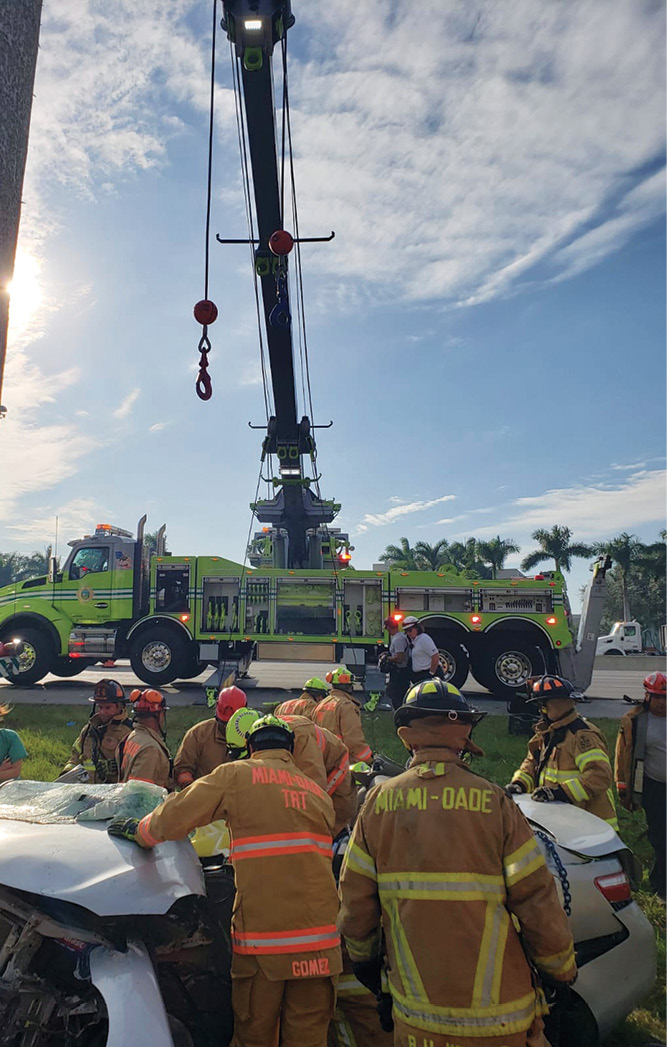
top-left (7, 249), bottom-right (43, 335)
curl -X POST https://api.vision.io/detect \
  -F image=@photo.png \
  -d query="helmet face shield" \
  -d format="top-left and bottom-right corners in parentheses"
top-left (226, 708), bottom-right (260, 750)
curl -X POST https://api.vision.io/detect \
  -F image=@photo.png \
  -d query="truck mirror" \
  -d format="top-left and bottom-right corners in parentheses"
top-left (47, 557), bottom-right (59, 583)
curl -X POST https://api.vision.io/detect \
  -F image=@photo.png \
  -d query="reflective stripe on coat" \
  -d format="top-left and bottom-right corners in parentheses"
top-left (511, 710), bottom-right (617, 828)
top-left (338, 749), bottom-right (575, 1040)
top-left (138, 748), bottom-right (342, 980)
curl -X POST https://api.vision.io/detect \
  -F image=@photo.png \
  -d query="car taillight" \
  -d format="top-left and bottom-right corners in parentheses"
top-left (594, 870), bottom-right (631, 904)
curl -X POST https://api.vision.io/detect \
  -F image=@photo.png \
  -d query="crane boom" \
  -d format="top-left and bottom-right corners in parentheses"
top-left (220, 0), bottom-right (340, 569)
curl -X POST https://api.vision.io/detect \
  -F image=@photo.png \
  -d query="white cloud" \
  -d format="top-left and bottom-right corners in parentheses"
top-left (468, 468), bottom-right (666, 542)
top-left (2, 499), bottom-right (105, 550)
top-left (354, 495), bottom-right (456, 535)
top-left (149, 422), bottom-right (167, 433)
top-left (113, 388), bottom-right (140, 419)
top-left (290, 0), bottom-right (664, 305)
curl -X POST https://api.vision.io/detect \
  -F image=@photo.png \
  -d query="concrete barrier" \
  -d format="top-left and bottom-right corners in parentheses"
top-left (594, 654), bottom-right (666, 672)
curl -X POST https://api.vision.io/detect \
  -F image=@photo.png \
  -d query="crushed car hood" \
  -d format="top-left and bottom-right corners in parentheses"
top-left (515, 795), bottom-right (623, 858)
top-left (0, 819), bottom-right (205, 915)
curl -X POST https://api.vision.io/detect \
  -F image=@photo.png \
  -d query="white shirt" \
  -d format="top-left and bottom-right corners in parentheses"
top-left (389, 631), bottom-right (409, 668)
top-left (409, 632), bottom-right (439, 672)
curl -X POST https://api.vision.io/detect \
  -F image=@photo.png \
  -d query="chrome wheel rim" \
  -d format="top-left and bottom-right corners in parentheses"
top-left (142, 640), bottom-right (172, 672)
top-left (494, 650), bottom-right (532, 687)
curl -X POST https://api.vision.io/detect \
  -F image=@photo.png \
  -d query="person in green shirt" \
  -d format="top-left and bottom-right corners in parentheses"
top-left (0, 704), bottom-right (28, 782)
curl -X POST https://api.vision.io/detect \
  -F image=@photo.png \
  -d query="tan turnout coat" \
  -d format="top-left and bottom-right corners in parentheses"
top-left (312, 689), bottom-right (372, 764)
top-left (117, 722), bottom-right (172, 791)
top-left (339, 748), bottom-right (576, 1042)
top-left (174, 717), bottom-right (231, 787)
top-left (511, 709), bottom-right (617, 828)
top-left (137, 748), bottom-right (343, 981)
top-left (63, 713), bottom-right (132, 783)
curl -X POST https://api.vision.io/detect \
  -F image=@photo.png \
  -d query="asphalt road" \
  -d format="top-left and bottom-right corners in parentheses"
top-left (0, 660), bottom-right (652, 718)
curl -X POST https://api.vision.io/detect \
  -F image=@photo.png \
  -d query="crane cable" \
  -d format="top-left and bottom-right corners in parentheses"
top-left (280, 35), bottom-right (313, 424)
top-left (279, 36), bottom-right (343, 600)
top-left (194, 0), bottom-right (219, 401)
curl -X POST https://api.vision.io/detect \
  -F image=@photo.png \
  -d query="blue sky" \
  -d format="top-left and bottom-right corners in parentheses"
top-left (2, 0), bottom-right (665, 611)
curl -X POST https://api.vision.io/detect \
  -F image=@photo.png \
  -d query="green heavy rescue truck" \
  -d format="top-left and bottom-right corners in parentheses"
top-left (0, 514), bottom-right (610, 698)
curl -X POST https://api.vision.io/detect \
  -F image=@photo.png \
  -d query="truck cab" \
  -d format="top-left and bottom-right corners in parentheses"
top-left (596, 621), bottom-right (642, 656)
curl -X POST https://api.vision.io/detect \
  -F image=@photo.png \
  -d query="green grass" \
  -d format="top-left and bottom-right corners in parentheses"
top-left (4, 705), bottom-right (665, 1046)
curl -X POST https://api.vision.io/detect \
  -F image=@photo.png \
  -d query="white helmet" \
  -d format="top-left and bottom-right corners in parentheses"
top-left (403, 616), bottom-right (420, 629)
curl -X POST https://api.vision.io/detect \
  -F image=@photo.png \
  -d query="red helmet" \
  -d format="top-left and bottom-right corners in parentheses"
top-left (644, 671), bottom-right (666, 696)
top-left (129, 688), bottom-right (168, 714)
top-left (215, 685), bottom-right (247, 723)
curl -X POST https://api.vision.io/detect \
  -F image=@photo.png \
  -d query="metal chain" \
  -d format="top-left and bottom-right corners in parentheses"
top-left (534, 829), bottom-right (572, 915)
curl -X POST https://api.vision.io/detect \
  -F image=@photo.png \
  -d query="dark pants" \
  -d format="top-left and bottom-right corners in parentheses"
top-left (387, 667), bottom-right (412, 710)
top-left (643, 775), bottom-right (666, 897)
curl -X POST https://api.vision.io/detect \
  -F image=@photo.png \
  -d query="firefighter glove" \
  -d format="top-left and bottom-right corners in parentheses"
top-left (377, 653), bottom-right (390, 673)
top-left (107, 816), bottom-right (145, 846)
top-left (377, 992), bottom-right (394, 1033)
top-left (505, 782), bottom-right (525, 796)
top-left (532, 785), bottom-right (569, 804)
top-left (364, 692), bottom-right (381, 712)
top-left (352, 959), bottom-right (382, 997)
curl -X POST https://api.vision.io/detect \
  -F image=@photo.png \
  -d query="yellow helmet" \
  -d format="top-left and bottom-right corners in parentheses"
top-left (246, 714), bottom-right (295, 752)
top-left (226, 708), bottom-right (260, 751)
top-left (325, 666), bottom-right (353, 687)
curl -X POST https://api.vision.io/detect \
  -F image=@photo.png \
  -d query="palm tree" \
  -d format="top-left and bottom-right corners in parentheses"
top-left (520, 526), bottom-right (592, 574)
top-left (414, 539), bottom-right (450, 571)
top-left (593, 533), bottom-right (644, 622)
top-left (379, 538), bottom-right (421, 571)
top-left (476, 536), bottom-right (521, 579)
top-left (445, 538), bottom-right (491, 579)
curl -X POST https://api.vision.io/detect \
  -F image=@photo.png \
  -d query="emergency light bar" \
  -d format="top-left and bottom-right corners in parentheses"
top-left (95, 524), bottom-right (133, 538)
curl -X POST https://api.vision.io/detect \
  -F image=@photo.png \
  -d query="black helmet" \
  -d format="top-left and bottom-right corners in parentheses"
top-left (525, 675), bottom-right (575, 704)
top-left (394, 678), bottom-right (485, 728)
top-left (88, 678), bottom-right (127, 704)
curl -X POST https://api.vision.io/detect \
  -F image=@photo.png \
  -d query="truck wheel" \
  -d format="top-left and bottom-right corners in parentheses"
top-left (436, 641), bottom-right (470, 690)
top-left (178, 651), bottom-right (207, 681)
top-left (130, 627), bottom-right (187, 685)
top-left (1, 626), bottom-right (54, 685)
top-left (52, 656), bottom-right (90, 678)
top-left (471, 641), bottom-right (546, 700)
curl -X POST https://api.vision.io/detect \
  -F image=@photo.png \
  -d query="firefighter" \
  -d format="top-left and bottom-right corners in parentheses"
top-left (506, 674), bottom-right (618, 829)
top-left (615, 671), bottom-right (666, 897)
top-left (312, 667), bottom-right (372, 765)
top-left (228, 708), bottom-right (356, 836)
top-left (174, 685), bottom-right (248, 788)
top-left (381, 616), bottom-right (411, 711)
top-left (280, 714), bottom-right (356, 836)
top-left (328, 944), bottom-right (394, 1047)
top-left (402, 616), bottom-right (440, 683)
top-left (60, 678), bottom-right (132, 783)
top-left (226, 707), bottom-right (326, 791)
top-left (117, 688), bottom-right (172, 790)
top-left (338, 679), bottom-right (577, 1047)
top-left (275, 677), bottom-right (329, 718)
top-left (108, 715), bottom-right (342, 1047)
